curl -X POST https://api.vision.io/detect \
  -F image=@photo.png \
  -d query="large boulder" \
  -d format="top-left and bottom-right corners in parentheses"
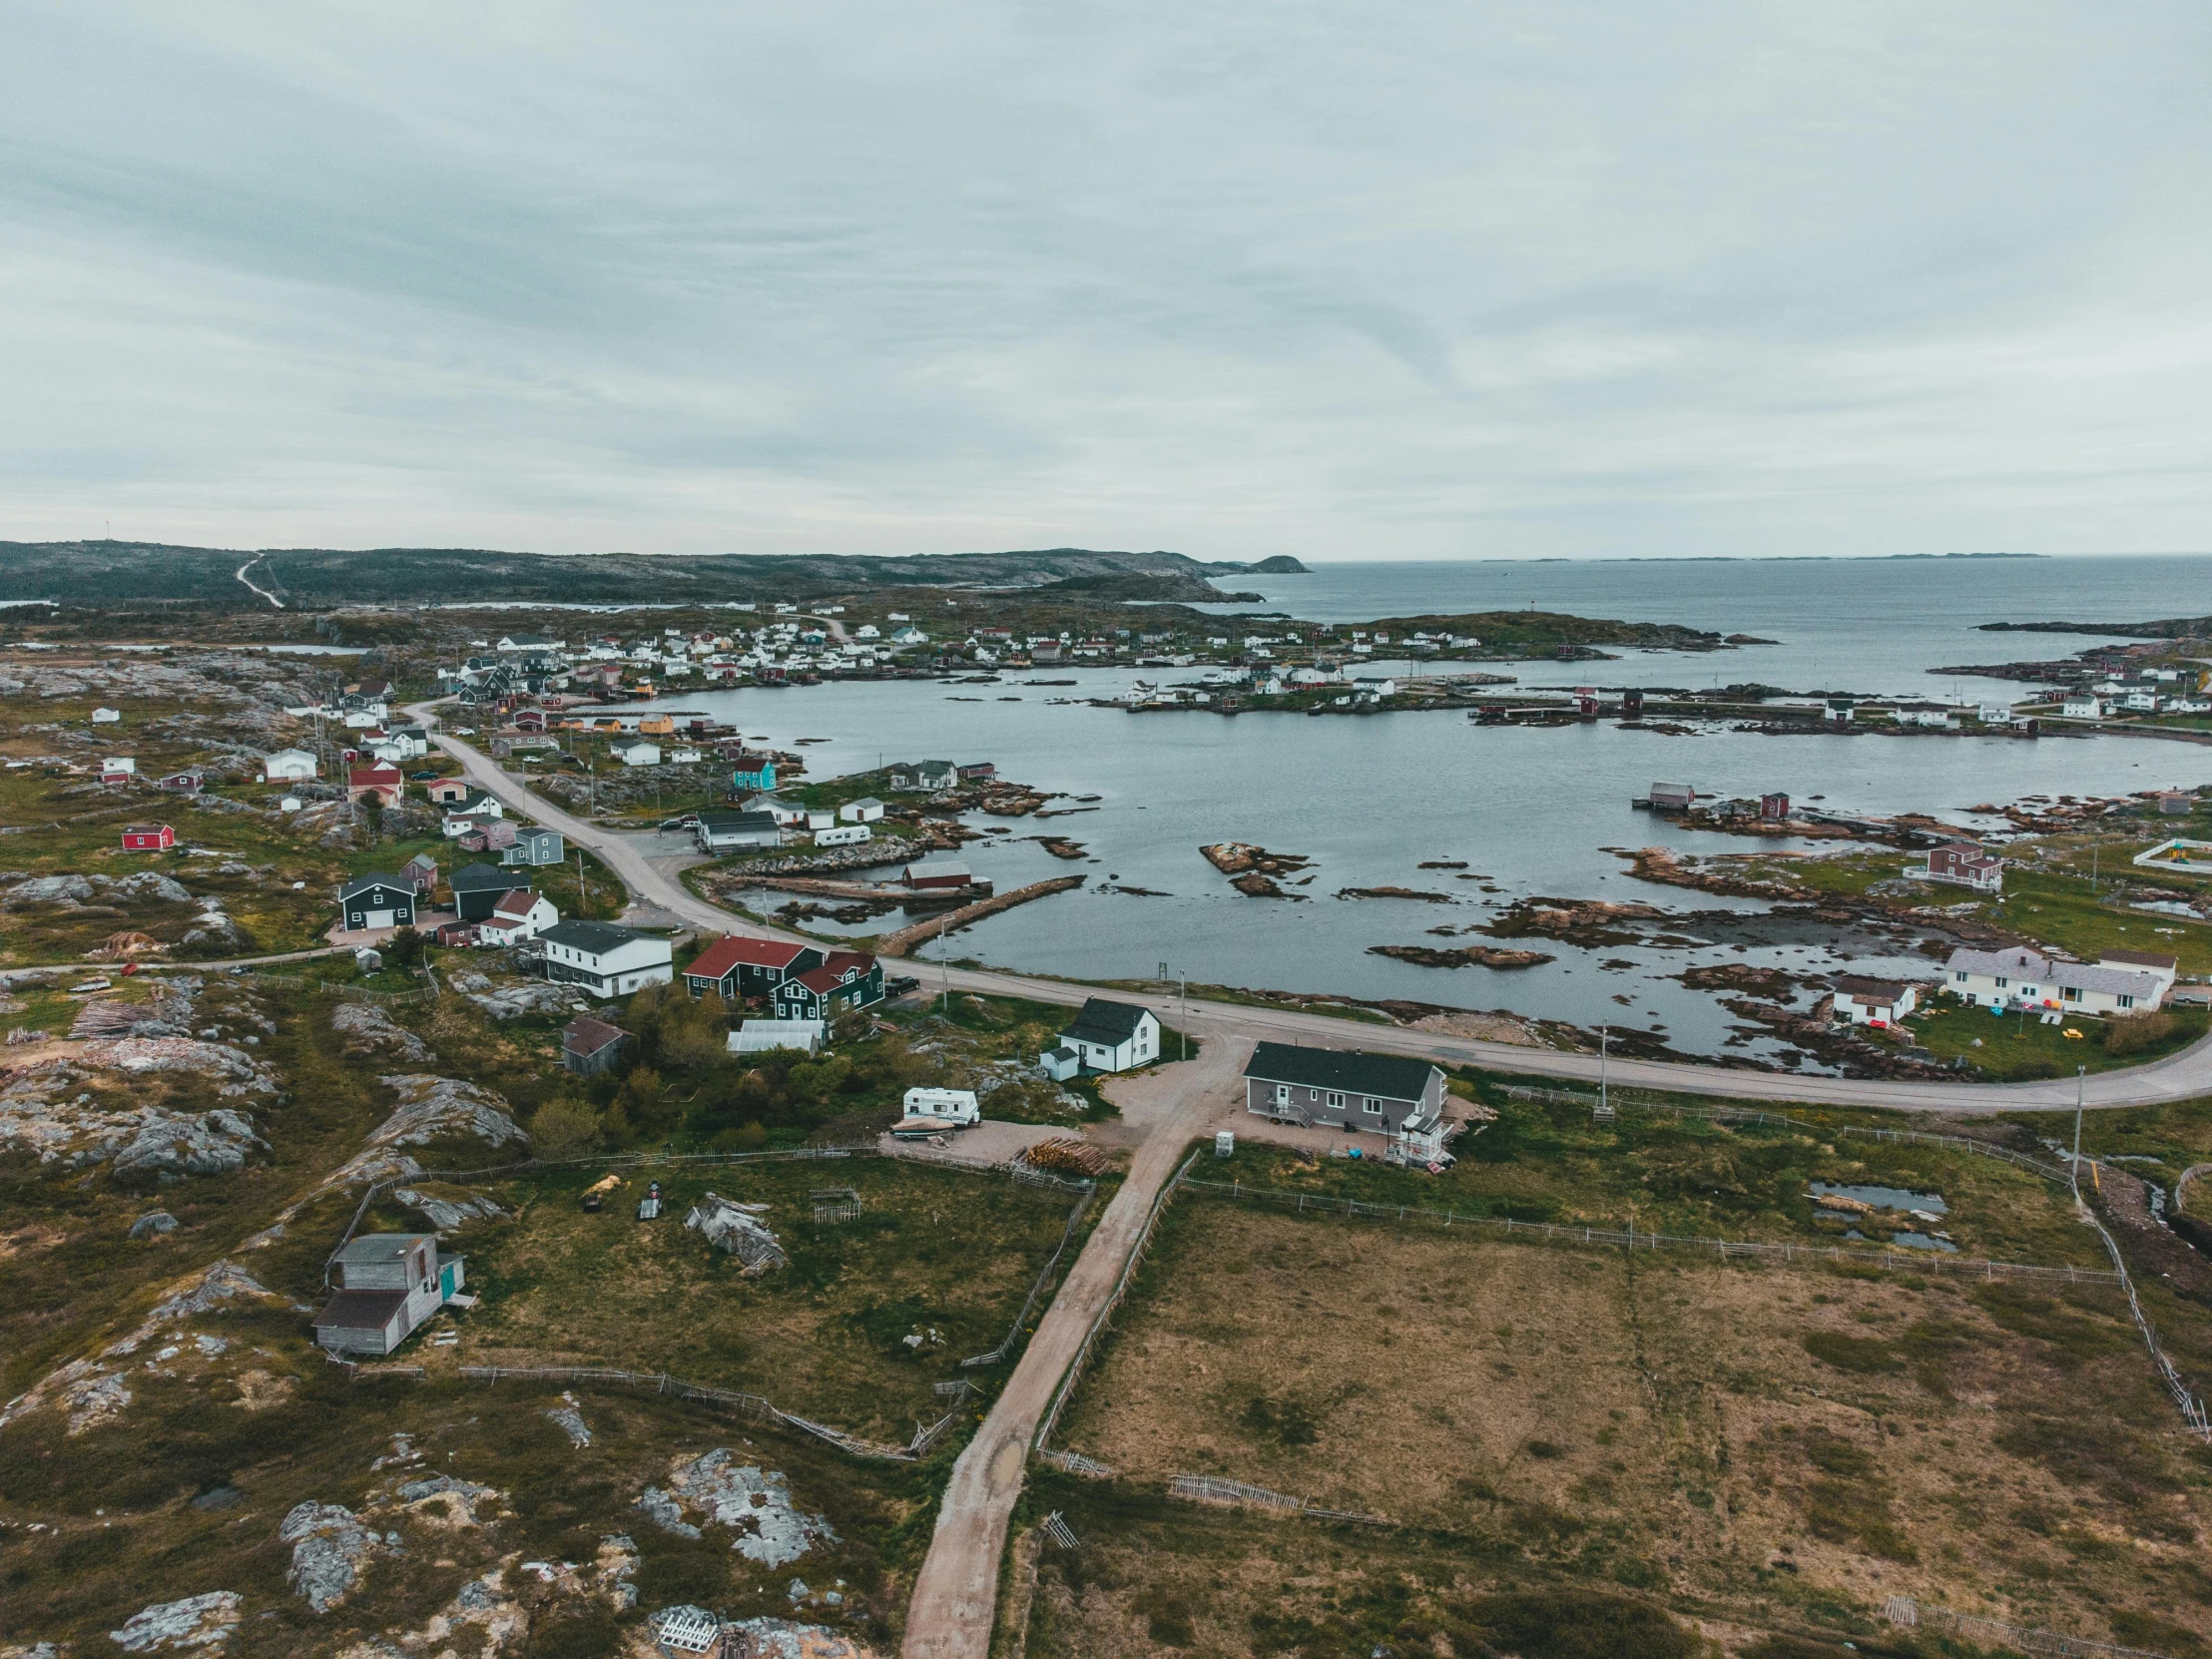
top-left (109, 1591), bottom-right (242, 1652)
top-left (279, 1501), bottom-right (379, 1612)
top-left (6, 873), bottom-right (95, 906)
top-left (330, 1002), bottom-right (432, 1064)
top-left (113, 1109), bottom-right (268, 1178)
top-left (112, 871), bottom-right (194, 904)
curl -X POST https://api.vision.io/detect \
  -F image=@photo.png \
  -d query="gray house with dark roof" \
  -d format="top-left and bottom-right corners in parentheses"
top-left (1056, 997), bottom-right (1159, 1072)
top-left (1243, 1042), bottom-right (1445, 1140)
top-left (310, 1233), bottom-right (465, 1356)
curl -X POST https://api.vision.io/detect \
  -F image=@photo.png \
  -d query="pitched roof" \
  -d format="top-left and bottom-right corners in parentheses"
top-left (699, 810), bottom-right (780, 832)
top-left (2104, 949), bottom-right (2179, 972)
top-left (347, 765), bottom-right (400, 784)
top-left (333, 1234), bottom-right (434, 1267)
top-left (490, 889), bottom-right (542, 920)
top-left (1242, 1041), bottom-right (1440, 1103)
top-left (1944, 945), bottom-right (2161, 999)
top-left (563, 1015), bottom-right (628, 1057)
top-left (788, 952), bottom-right (875, 996)
top-left (540, 918), bottom-right (646, 954)
top-left (1832, 976), bottom-right (1916, 1003)
top-left (339, 871), bottom-right (413, 899)
top-left (686, 935), bottom-right (813, 978)
top-left (1061, 997), bottom-right (1154, 1045)
top-left (311, 1289), bottom-right (408, 1331)
top-left (450, 860), bottom-right (519, 891)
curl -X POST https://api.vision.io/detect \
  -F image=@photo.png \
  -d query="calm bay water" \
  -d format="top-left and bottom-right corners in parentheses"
top-left (663, 555), bottom-right (2212, 1063)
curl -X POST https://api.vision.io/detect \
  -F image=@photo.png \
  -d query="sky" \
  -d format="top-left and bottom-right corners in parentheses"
top-left (3, 2), bottom-right (2210, 563)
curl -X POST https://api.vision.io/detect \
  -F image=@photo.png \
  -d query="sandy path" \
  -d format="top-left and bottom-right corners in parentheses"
top-left (897, 1030), bottom-right (1250, 1658)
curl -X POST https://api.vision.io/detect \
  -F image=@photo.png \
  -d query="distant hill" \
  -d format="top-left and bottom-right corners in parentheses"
top-left (0, 540), bottom-right (1307, 610)
top-left (1978, 617), bottom-right (2212, 638)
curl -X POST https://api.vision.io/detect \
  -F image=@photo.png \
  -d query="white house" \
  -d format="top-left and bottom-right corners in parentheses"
top-left (889, 626), bottom-right (927, 647)
top-left (91, 707), bottom-right (121, 724)
top-left (815, 824), bottom-right (872, 847)
top-left (838, 797), bottom-right (885, 824)
top-left (540, 920), bottom-right (673, 995)
top-left (1351, 676), bottom-right (1397, 701)
top-left (1831, 976), bottom-right (1921, 1026)
top-left (615, 741), bottom-right (662, 768)
top-left (1976, 703), bottom-right (2013, 724)
top-left (1039, 1043), bottom-right (1081, 1081)
top-left (1055, 997), bottom-right (1160, 1072)
top-left (101, 756), bottom-right (137, 779)
top-left (476, 889), bottom-right (558, 946)
top-left (1941, 945), bottom-right (2167, 1016)
top-left (2062, 695), bottom-right (2104, 720)
top-left (805, 808), bottom-right (837, 830)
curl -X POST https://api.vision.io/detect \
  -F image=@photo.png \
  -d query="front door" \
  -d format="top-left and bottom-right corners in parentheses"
top-left (440, 1264), bottom-right (455, 1299)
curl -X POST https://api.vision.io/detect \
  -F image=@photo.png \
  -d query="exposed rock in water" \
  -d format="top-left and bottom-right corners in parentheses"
top-left (280, 1501), bottom-right (380, 1612)
top-left (331, 1001), bottom-right (433, 1064)
top-left (685, 1193), bottom-right (788, 1274)
top-left (1478, 896), bottom-right (1674, 948)
top-left (1337, 886), bottom-right (1455, 903)
top-left (1369, 943), bottom-right (1553, 969)
top-left (1201, 841), bottom-right (1312, 876)
top-left (1230, 870), bottom-right (1293, 898)
top-left (1678, 963), bottom-right (1804, 995)
top-left (109, 1591), bottom-right (243, 1652)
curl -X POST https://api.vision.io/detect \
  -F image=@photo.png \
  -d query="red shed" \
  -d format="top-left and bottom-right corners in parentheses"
top-left (121, 823), bottom-right (176, 851)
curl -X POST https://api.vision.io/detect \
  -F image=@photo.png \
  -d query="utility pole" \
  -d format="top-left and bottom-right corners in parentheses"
top-left (2072, 1063), bottom-right (2087, 1201)
top-left (1599, 1024), bottom-right (1609, 1119)
top-left (577, 849), bottom-right (586, 916)
top-left (939, 912), bottom-right (950, 1014)
top-left (1181, 971), bottom-right (1188, 1061)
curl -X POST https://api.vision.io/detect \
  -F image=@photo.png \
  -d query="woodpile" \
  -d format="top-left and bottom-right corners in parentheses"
top-left (1021, 1137), bottom-right (1108, 1176)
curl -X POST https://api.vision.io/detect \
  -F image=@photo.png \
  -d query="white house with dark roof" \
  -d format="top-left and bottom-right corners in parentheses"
top-left (1055, 997), bottom-right (1159, 1072)
top-left (1830, 975), bottom-right (1921, 1026)
top-left (1941, 945), bottom-right (2167, 1016)
top-left (541, 919), bottom-right (674, 995)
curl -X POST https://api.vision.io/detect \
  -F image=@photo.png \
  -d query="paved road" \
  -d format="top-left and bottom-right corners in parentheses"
top-left (410, 702), bottom-right (2212, 1115)
top-left (899, 1031), bottom-right (1249, 1659)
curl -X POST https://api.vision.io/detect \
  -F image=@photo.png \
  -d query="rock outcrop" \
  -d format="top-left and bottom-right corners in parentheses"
top-left (280, 1501), bottom-right (381, 1612)
top-left (640, 1450), bottom-right (836, 1567)
top-left (684, 1193), bottom-right (787, 1274)
top-left (331, 1001), bottom-right (433, 1064)
top-left (109, 1591), bottom-right (243, 1652)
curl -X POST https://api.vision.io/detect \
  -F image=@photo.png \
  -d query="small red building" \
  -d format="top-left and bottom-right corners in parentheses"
top-left (1925, 841), bottom-right (2003, 894)
top-left (121, 823), bottom-right (176, 851)
top-left (347, 764), bottom-right (404, 806)
top-left (1759, 793), bottom-right (1791, 821)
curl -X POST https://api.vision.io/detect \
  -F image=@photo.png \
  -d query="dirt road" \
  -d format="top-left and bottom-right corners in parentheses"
top-left (898, 1031), bottom-right (1251, 1659)
top-left (410, 704), bottom-right (2212, 1115)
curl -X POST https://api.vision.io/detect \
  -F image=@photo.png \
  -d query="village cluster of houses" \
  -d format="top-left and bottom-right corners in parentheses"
top-left (2062, 666), bottom-right (2212, 721)
top-left (1830, 945), bottom-right (2178, 1031)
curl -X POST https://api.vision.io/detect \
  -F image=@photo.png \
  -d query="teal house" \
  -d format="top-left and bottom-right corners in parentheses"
top-left (731, 754), bottom-right (777, 792)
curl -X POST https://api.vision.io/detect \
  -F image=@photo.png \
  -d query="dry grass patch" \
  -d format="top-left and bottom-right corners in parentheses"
top-left (1047, 1199), bottom-right (2212, 1652)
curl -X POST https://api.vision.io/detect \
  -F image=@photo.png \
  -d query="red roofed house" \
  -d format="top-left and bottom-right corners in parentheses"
top-left (475, 888), bottom-right (558, 946)
top-left (347, 764), bottom-right (404, 807)
top-left (122, 823), bottom-right (176, 851)
top-left (773, 950), bottom-right (885, 1021)
top-left (1920, 841), bottom-right (2002, 895)
top-left (682, 935), bottom-right (824, 1002)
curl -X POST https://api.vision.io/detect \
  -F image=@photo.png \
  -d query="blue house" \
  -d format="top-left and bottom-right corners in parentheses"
top-left (730, 754), bottom-right (777, 793)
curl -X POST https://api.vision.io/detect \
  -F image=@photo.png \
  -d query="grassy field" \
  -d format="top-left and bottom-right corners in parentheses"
top-left (1031, 1196), bottom-right (2212, 1657)
top-left (1282, 1095), bottom-right (2116, 1271)
top-left (1898, 996), bottom-right (2208, 1080)
top-left (449, 1156), bottom-right (1096, 1440)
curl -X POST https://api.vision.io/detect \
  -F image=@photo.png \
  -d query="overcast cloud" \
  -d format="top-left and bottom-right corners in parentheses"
top-left (3, 2), bottom-right (2208, 560)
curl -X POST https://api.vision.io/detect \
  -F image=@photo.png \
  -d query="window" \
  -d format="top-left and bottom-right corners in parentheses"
top-left (1326, 1092), bottom-right (1345, 1110)
top-left (1954, 971), bottom-right (1967, 983)
top-left (1994, 977), bottom-right (2008, 989)
top-left (2063, 986), bottom-right (2079, 1000)
top-left (1363, 1097), bottom-right (1383, 1115)
top-left (2119, 994), bottom-right (2136, 1010)
top-left (2021, 986), bottom-right (2037, 998)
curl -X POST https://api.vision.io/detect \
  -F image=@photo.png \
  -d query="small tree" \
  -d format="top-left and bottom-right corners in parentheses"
top-left (385, 926), bottom-right (424, 967)
top-left (529, 1096), bottom-right (600, 1159)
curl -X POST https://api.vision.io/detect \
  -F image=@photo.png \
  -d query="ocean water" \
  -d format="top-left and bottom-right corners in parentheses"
top-left (1192, 552), bottom-right (2211, 700)
top-left (647, 555), bottom-right (2212, 1064)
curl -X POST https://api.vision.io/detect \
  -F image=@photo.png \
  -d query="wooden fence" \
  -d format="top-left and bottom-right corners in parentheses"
top-left (963, 1182), bottom-right (1098, 1369)
top-left (1169, 1472), bottom-right (1391, 1528)
top-left (251, 970), bottom-right (437, 1007)
top-left (1887, 1596), bottom-right (2170, 1658)
top-left (458, 1365), bottom-right (961, 1462)
top-left (1033, 1149), bottom-right (1203, 1455)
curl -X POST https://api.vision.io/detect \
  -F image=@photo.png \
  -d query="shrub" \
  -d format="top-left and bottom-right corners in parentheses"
top-left (1452, 1589), bottom-right (1695, 1659)
top-left (1801, 1332), bottom-right (1902, 1374)
top-left (528, 1096), bottom-right (600, 1159)
top-left (2106, 1010), bottom-right (2176, 1055)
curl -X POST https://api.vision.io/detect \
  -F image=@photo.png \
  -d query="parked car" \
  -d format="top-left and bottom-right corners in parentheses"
top-left (885, 974), bottom-right (921, 996)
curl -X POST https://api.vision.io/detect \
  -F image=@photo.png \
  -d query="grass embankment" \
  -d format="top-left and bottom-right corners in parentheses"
top-left (1033, 1167), bottom-right (2211, 1657)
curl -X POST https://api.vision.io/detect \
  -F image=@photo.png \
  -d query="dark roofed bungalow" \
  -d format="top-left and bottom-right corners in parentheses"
top-left (1243, 1041), bottom-right (1445, 1143)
